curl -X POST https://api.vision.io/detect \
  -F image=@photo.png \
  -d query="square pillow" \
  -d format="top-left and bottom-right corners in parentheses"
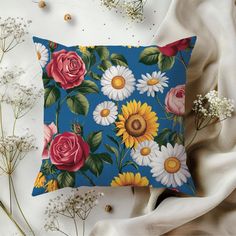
top-left (32, 36), bottom-right (196, 196)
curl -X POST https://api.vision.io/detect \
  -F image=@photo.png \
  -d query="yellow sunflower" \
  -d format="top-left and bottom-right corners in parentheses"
top-left (45, 179), bottom-right (58, 192)
top-left (111, 172), bottom-right (149, 187)
top-left (34, 172), bottom-right (46, 188)
top-left (116, 100), bottom-right (159, 148)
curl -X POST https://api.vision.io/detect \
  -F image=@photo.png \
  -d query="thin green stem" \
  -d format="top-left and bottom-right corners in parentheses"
top-left (57, 229), bottom-right (71, 236)
top-left (186, 129), bottom-right (198, 149)
top-left (83, 220), bottom-right (85, 236)
top-left (0, 51), bottom-right (4, 64)
top-left (0, 103), bottom-right (4, 137)
top-left (0, 201), bottom-right (26, 236)
top-left (12, 117), bottom-right (17, 136)
top-left (10, 176), bottom-right (35, 236)
top-left (8, 175), bottom-right (12, 214)
top-left (155, 94), bottom-right (172, 119)
top-left (178, 51), bottom-right (187, 69)
top-left (73, 218), bottom-right (79, 236)
top-left (55, 100), bottom-right (61, 133)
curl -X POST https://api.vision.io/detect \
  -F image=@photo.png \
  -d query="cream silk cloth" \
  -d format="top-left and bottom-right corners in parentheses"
top-left (90, 0), bottom-right (236, 235)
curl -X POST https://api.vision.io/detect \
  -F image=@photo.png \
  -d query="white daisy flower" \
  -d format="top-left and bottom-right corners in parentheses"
top-left (131, 140), bottom-right (159, 166)
top-left (150, 143), bottom-right (190, 188)
top-left (101, 65), bottom-right (135, 101)
top-left (137, 71), bottom-right (169, 97)
top-left (34, 43), bottom-right (49, 68)
top-left (93, 101), bottom-right (118, 126)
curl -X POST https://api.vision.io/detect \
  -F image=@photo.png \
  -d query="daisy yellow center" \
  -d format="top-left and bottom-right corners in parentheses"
top-left (100, 108), bottom-right (110, 117)
top-left (111, 76), bottom-right (126, 89)
top-left (140, 147), bottom-right (151, 156)
top-left (37, 51), bottom-right (41, 60)
top-left (164, 157), bottom-right (181, 174)
top-left (125, 114), bottom-right (147, 137)
top-left (147, 78), bottom-right (159, 86)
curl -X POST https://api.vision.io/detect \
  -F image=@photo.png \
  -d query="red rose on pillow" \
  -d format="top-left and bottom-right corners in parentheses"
top-left (158, 38), bottom-right (191, 56)
top-left (46, 50), bottom-right (86, 90)
top-left (49, 132), bottom-right (90, 172)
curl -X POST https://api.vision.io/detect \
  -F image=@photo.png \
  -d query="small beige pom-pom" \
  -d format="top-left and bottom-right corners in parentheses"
top-left (105, 205), bottom-right (113, 213)
top-left (64, 14), bottom-right (72, 21)
top-left (38, 0), bottom-right (46, 8)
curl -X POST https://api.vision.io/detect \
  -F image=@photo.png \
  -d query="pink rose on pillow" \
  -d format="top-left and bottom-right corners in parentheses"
top-left (165, 85), bottom-right (185, 116)
top-left (43, 122), bottom-right (57, 159)
top-left (49, 132), bottom-right (90, 172)
top-left (158, 38), bottom-right (191, 56)
top-left (46, 49), bottom-right (86, 90)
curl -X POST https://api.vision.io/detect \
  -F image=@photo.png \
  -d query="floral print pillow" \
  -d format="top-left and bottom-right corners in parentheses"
top-left (32, 36), bottom-right (196, 196)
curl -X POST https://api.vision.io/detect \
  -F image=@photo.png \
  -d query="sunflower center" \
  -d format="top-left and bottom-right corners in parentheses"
top-left (100, 108), bottom-right (110, 117)
top-left (140, 147), bottom-right (151, 156)
top-left (37, 51), bottom-right (41, 60)
top-left (125, 114), bottom-right (147, 137)
top-left (164, 157), bottom-right (181, 173)
top-left (111, 76), bottom-right (126, 89)
top-left (147, 78), bottom-right (159, 86)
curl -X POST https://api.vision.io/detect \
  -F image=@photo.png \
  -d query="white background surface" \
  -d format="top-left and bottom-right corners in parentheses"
top-left (0, 0), bottom-right (173, 235)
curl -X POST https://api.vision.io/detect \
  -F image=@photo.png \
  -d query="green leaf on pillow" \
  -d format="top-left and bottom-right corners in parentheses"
top-left (57, 171), bottom-right (75, 188)
top-left (110, 53), bottom-right (128, 67)
top-left (170, 132), bottom-right (184, 145)
top-left (122, 161), bottom-right (139, 170)
top-left (106, 135), bottom-right (120, 147)
top-left (97, 153), bottom-right (113, 164)
top-left (66, 94), bottom-right (89, 116)
top-left (139, 47), bottom-right (160, 65)
top-left (87, 131), bottom-right (102, 152)
top-left (74, 80), bottom-right (99, 94)
top-left (154, 128), bottom-right (172, 146)
top-left (42, 72), bottom-right (51, 87)
top-left (95, 46), bottom-right (110, 60)
top-left (97, 60), bottom-right (113, 72)
top-left (154, 128), bottom-right (184, 146)
top-left (81, 50), bottom-right (96, 70)
top-left (86, 154), bottom-right (103, 177)
top-left (41, 160), bottom-right (57, 175)
top-left (104, 144), bottom-right (119, 159)
top-left (44, 86), bottom-right (60, 108)
top-left (158, 53), bottom-right (175, 71)
top-left (87, 71), bottom-right (102, 80)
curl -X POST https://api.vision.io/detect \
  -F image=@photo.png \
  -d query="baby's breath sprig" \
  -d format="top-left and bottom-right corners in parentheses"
top-left (0, 66), bottom-right (41, 236)
top-left (44, 189), bottom-right (104, 236)
top-left (5, 83), bottom-right (43, 134)
top-left (186, 90), bottom-right (234, 148)
top-left (0, 17), bottom-right (31, 63)
top-left (101, 0), bottom-right (147, 22)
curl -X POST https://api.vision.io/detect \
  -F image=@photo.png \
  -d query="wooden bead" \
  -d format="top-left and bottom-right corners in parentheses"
top-left (105, 205), bottom-right (113, 213)
top-left (38, 0), bottom-right (46, 8)
top-left (64, 14), bottom-right (72, 21)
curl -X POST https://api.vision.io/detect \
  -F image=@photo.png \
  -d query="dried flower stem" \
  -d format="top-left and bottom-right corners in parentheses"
top-left (186, 90), bottom-right (234, 148)
top-left (44, 190), bottom-right (104, 236)
top-left (10, 176), bottom-right (35, 236)
top-left (0, 201), bottom-right (26, 236)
